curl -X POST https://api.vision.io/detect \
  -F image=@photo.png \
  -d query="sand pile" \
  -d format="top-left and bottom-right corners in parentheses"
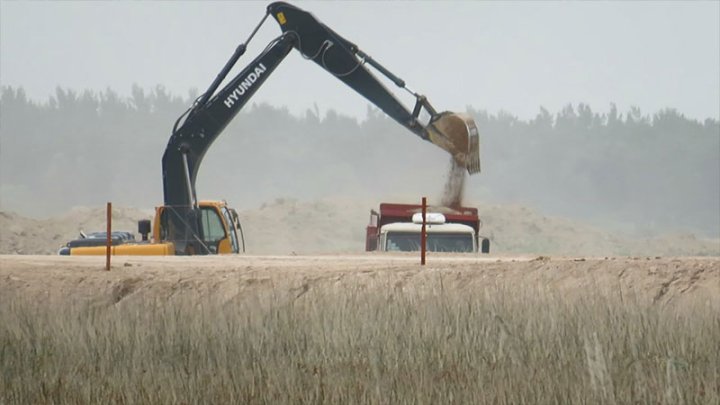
top-left (478, 205), bottom-right (720, 256)
top-left (1, 255), bottom-right (718, 312)
top-left (0, 207), bottom-right (153, 255)
top-left (237, 198), bottom-right (370, 254)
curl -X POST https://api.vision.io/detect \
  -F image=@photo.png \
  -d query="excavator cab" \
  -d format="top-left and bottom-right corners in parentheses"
top-left (155, 201), bottom-right (242, 254)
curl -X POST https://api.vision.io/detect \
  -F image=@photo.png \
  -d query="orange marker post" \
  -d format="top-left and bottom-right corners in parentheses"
top-left (106, 202), bottom-right (112, 271)
top-left (421, 197), bottom-right (427, 266)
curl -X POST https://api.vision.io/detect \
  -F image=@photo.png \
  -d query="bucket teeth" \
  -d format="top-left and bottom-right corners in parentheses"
top-left (426, 112), bottom-right (481, 175)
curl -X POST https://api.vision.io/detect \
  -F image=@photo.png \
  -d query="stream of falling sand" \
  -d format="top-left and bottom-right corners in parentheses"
top-left (440, 158), bottom-right (466, 209)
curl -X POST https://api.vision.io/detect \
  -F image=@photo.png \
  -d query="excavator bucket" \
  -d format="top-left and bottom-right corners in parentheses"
top-left (426, 112), bottom-right (481, 174)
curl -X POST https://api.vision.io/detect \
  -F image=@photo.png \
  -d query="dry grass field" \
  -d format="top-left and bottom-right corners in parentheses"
top-left (1, 254), bottom-right (718, 404)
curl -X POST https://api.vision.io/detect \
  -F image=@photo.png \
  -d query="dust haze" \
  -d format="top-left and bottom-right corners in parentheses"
top-left (1, 91), bottom-right (718, 256)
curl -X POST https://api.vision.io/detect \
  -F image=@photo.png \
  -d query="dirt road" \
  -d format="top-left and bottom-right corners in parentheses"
top-left (1, 254), bottom-right (717, 311)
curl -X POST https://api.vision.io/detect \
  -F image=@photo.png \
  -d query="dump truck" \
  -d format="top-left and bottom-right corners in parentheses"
top-left (61, 1), bottom-right (481, 255)
top-left (366, 203), bottom-right (490, 253)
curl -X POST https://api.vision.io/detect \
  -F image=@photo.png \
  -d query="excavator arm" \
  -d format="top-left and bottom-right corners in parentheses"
top-left (162, 1), bottom-right (480, 254)
top-left (267, 2), bottom-right (480, 168)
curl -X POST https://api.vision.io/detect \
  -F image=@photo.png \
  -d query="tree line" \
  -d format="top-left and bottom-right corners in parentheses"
top-left (1, 85), bottom-right (718, 236)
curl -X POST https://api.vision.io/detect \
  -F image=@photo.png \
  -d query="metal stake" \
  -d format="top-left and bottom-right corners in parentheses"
top-left (421, 197), bottom-right (427, 266)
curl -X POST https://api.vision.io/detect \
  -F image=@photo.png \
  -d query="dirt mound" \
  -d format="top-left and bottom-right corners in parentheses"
top-left (1, 256), bottom-right (718, 313)
top-left (479, 205), bottom-right (720, 256)
top-left (0, 206), bottom-right (152, 255)
top-left (237, 198), bottom-right (369, 254)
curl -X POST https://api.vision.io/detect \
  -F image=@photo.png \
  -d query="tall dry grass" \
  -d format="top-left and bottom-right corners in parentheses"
top-left (1, 280), bottom-right (718, 404)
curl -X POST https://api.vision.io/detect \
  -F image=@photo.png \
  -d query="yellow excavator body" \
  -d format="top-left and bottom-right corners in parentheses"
top-left (65, 200), bottom-right (239, 256)
top-left (70, 242), bottom-right (175, 256)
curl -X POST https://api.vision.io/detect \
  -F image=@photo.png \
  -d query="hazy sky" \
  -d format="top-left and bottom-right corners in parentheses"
top-left (1, 1), bottom-right (718, 121)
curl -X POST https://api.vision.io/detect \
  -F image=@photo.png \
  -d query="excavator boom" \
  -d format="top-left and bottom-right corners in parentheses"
top-left (267, 2), bottom-right (480, 173)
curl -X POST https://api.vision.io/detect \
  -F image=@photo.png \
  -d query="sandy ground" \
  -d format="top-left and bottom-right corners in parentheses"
top-left (2, 200), bottom-right (718, 309)
top-left (1, 254), bottom-right (717, 312)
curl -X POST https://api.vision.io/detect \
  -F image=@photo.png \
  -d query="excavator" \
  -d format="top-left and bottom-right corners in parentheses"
top-left (64, 1), bottom-right (481, 256)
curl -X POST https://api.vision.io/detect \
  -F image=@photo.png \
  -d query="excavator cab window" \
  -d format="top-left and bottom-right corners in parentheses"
top-left (200, 207), bottom-right (227, 253)
top-left (221, 206), bottom-right (240, 253)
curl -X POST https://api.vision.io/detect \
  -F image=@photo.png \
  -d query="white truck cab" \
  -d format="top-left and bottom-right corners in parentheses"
top-left (379, 221), bottom-right (477, 253)
top-left (366, 203), bottom-right (490, 254)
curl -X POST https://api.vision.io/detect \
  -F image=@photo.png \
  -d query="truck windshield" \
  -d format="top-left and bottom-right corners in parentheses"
top-left (385, 232), bottom-right (474, 253)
